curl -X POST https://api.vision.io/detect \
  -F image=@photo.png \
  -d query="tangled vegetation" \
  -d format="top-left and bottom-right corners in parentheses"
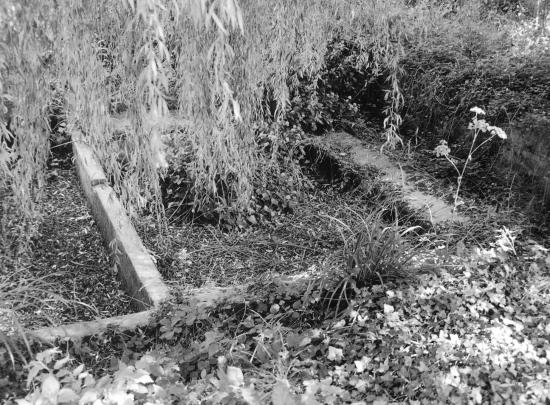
top-left (2, 0), bottom-right (550, 403)
top-left (8, 228), bottom-right (550, 404)
top-left (2, 0), bottom-right (549, 231)
top-left (1, 0), bottom-right (411, 233)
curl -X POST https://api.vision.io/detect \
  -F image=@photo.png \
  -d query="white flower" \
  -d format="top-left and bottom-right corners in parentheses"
top-left (476, 119), bottom-right (489, 132)
top-left (470, 106), bottom-right (486, 115)
top-left (470, 118), bottom-right (489, 132)
top-left (434, 140), bottom-right (451, 157)
top-left (488, 126), bottom-right (507, 139)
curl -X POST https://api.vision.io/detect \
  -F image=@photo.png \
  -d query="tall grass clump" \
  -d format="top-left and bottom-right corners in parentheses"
top-left (320, 203), bottom-right (421, 317)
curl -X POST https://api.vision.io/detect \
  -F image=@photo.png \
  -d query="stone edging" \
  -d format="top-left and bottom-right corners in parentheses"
top-left (312, 132), bottom-right (468, 225)
top-left (28, 141), bottom-right (169, 342)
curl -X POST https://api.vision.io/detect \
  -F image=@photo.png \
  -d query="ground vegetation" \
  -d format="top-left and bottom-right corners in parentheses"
top-left (2, 0), bottom-right (550, 403)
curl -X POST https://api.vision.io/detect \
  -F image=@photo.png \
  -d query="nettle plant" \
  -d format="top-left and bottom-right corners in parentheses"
top-left (434, 107), bottom-right (507, 213)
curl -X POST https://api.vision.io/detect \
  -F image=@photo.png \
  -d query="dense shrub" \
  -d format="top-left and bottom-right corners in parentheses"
top-left (285, 38), bottom-right (386, 136)
top-left (401, 51), bottom-right (550, 148)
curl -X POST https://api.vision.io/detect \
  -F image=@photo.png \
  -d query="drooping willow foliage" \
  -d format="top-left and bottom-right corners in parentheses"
top-left (1, 0), bottom-right (416, 244)
top-left (1, 1), bottom-right (56, 251)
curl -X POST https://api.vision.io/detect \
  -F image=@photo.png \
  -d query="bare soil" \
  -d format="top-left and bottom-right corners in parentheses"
top-left (0, 147), bottom-right (133, 330)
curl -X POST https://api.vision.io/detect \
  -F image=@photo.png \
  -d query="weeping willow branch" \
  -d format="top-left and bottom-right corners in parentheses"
top-left (2, 0), bottom-right (413, 238)
top-left (0, 1), bottom-right (55, 250)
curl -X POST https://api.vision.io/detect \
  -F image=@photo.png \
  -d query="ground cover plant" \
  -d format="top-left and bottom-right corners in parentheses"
top-left (7, 224), bottom-right (550, 404)
top-left (2, 0), bottom-right (550, 403)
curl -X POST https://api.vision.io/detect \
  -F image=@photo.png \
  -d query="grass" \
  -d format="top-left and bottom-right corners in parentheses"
top-left (0, 267), bottom-right (102, 335)
top-left (316, 205), bottom-right (423, 317)
top-left (139, 173), bottom-right (424, 286)
top-left (0, 269), bottom-right (84, 371)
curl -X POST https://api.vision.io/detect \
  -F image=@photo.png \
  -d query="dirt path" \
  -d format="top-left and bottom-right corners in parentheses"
top-left (323, 132), bottom-right (467, 225)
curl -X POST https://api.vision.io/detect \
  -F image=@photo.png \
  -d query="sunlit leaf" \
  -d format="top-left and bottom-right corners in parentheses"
top-left (226, 366), bottom-right (244, 387)
top-left (327, 347), bottom-right (343, 362)
top-left (41, 374), bottom-right (60, 399)
top-left (57, 388), bottom-right (79, 404)
top-left (272, 380), bottom-right (297, 405)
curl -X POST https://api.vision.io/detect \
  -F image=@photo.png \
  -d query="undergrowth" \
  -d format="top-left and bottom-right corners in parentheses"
top-left (3, 1), bottom-right (550, 402)
top-left (2, 0), bottom-right (549, 236)
top-left (7, 227), bottom-right (550, 404)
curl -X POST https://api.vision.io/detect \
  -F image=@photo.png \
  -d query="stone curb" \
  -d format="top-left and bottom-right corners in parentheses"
top-left (28, 141), bottom-right (169, 342)
top-left (28, 311), bottom-right (155, 342)
top-left (309, 133), bottom-right (468, 225)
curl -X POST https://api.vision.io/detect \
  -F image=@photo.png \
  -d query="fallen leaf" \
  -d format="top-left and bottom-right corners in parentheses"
top-left (226, 366), bottom-right (244, 387)
top-left (354, 356), bottom-right (370, 373)
top-left (327, 347), bottom-right (343, 362)
top-left (272, 379), bottom-right (297, 405)
top-left (41, 375), bottom-right (60, 399)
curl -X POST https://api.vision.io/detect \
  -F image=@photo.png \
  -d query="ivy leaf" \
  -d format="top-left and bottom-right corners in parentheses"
top-left (57, 388), bottom-right (79, 404)
top-left (26, 361), bottom-right (47, 388)
top-left (133, 371), bottom-right (154, 385)
top-left (198, 330), bottom-right (224, 355)
top-left (327, 347), bottom-right (343, 362)
top-left (41, 374), bottom-right (60, 399)
top-left (106, 389), bottom-right (134, 405)
top-left (53, 356), bottom-right (71, 371)
top-left (78, 389), bottom-right (99, 404)
top-left (127, 382), bottom-right (148, 394)
top-left (271, 379), bottom-right (297, 405)
top-left (226, 366), bottom-right (244, 387)
top-left (72, 364), bottom-right (85, 378)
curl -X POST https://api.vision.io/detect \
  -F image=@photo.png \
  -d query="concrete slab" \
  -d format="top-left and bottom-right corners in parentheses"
top-left (24, 141), bottom-right (170, 342)
top-left (319, 132), bottom-right (468, 225)
top-left (29, 310), bottom-right (155, 342)
top-left (72, 141), bottom-right (107, 190)
top-left (89, 183), bottom-right (169, 309)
